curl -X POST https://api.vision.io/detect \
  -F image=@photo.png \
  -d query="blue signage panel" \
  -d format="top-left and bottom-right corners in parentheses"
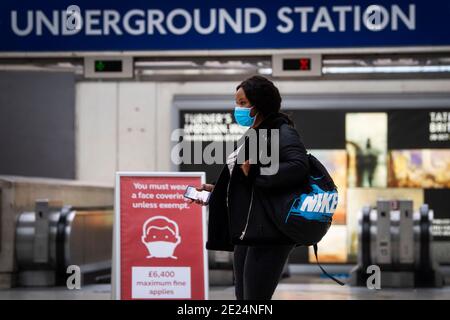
top-left (0, 0), bottom-right (449, 52)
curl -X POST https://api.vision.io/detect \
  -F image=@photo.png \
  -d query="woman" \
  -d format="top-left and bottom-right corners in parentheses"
top-left (191, 75), bottom-right (309, 300)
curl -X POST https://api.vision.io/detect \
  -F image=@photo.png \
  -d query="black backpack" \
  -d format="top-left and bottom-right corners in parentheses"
top-left (260, 153), bottom-right (345, 285)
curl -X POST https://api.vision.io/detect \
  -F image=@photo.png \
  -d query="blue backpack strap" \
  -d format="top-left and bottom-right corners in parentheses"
top-left (313, 244), bottom-right (345, 286)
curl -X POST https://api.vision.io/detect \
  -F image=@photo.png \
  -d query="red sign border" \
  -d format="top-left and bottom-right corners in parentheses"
top-left (112, 171), bottom-right (209, 300)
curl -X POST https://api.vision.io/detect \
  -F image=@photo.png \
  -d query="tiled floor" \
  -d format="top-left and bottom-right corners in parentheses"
top-left (1, 280), bottom-right (450, 300)
top-left (210, 284), bottom-right (450, 300)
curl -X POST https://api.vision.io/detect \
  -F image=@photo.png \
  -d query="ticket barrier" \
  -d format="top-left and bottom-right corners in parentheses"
top-left (15, 200), bottom-right (113, 287)
top-left (349, 200), bottom-right (444, 288)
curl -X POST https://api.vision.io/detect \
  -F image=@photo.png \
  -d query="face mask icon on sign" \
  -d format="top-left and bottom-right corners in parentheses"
top-left (141, 216), bottom-right (181, 259)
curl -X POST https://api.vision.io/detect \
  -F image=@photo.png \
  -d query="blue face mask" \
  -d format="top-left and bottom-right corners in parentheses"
top-left (234, 106), bottom-right (256, 127)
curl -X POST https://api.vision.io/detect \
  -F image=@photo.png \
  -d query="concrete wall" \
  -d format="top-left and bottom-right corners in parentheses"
top-left (75, 79), bottom-right (450, 185)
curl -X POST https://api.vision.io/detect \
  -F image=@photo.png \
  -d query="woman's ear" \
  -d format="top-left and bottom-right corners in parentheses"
top-left (250, 106), bottom-right (258, 117)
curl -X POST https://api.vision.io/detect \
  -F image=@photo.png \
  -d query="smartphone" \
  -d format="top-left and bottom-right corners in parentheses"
top-left (184, 186), bottom-right (211, 204)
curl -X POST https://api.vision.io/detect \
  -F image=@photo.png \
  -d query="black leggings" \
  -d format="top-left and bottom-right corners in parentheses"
top-left (233, 244), bottom-right (295, 300)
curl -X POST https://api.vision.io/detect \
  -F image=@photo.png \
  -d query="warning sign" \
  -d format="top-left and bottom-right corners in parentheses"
top-left (113, 172), bottom-right (208, 300)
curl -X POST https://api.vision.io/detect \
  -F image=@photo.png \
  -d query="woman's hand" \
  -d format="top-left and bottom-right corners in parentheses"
top-left (240, 160), bottom-right (250, 176)
top-left (187, 184), bottom-right (214, 206)
top-left (199, 184), bottom-right (214, 192)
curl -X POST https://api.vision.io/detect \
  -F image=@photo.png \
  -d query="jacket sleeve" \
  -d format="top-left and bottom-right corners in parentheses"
top-left (247, 124), bottom-right (309, 189)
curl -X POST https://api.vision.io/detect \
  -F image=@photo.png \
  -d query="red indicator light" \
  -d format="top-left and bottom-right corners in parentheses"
top-left (299, 58), bottom-right (311, 70)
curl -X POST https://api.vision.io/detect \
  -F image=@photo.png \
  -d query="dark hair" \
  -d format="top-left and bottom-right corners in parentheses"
top-left (236, 75), bottom-right (282, 116)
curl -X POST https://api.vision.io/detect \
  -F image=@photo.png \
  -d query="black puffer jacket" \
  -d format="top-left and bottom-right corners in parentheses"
top-left (206, 112), bottom-right (310, 252)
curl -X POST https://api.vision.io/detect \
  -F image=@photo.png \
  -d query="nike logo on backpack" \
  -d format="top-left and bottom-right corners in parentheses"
top-left (285, 184), bottom-right (338, 222)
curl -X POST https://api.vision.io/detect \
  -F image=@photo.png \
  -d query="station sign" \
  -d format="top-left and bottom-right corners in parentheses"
top-left (0, 1), bottom-right (449, 52)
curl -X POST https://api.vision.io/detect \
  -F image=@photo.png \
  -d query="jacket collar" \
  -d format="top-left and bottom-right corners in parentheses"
top-left (255, 112), bottom-right (293, 130)
top-left (238, 112), bottom-right (293, 146)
